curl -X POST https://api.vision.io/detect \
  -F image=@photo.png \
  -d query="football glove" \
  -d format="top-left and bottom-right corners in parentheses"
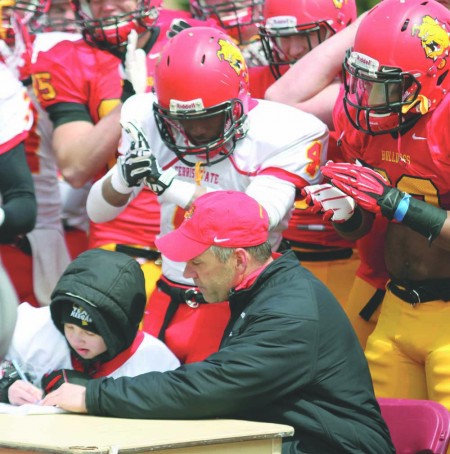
top-left (119, 29), bottom-right (147, 102)
top-left (120, 120), bottom-right (177, 195)
top-left (321, 161), bottom-right (447, 243)
top-left (301, 183), bottom-right (355, 223)
top-left (116, 121), bottom-right (153, 188)
top-left (0, 360), bottom-right (21, 403)
top-left (321, 161), bottom-right (402, 219)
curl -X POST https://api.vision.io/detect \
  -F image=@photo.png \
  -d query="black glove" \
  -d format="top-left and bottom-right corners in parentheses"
top-left (0, 360), bottom-right (21, 403)
top-left (119, 120), bottom-right (177, 194)
top-left (41, 369), bottom-right (90, 395)
top-left (116, 120), bottom-right (153, 188)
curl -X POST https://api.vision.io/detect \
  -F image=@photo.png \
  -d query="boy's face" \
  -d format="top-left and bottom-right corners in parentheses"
top-left (64, 323), bottom-right (107, 359)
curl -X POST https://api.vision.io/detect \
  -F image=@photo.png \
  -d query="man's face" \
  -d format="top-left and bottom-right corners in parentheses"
top-left (88, 0), bottom-right (137, 19)
top-left (183, 248), bottom-right (239, 303)
top-left (180, 112), bottom-right (225, 146)
top-left (276, 28), bottom-right (327, 62)
top-left (49, 0), bottom-right (73, 19)
top-left (48, 0), bottom-right (78, 32)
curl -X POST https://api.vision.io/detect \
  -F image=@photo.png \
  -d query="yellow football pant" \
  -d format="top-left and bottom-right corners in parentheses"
top-left (344, 276), bottom-right (383, 350)
top-left (100, 244), bottom-right (162, 329)
top-left (300, 249), bottom-right (360, 310)
top-left (365, 287), bottom-right (450, 411)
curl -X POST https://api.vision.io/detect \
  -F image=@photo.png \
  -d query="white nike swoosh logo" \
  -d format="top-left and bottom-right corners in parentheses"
top-left (213, 236), bottom-right (230, 243)
top-left (412, 133), bottom-right (427, 140)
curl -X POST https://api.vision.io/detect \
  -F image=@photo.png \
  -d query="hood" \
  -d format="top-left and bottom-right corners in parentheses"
top-left (50, 248), bottom-right (146, 361)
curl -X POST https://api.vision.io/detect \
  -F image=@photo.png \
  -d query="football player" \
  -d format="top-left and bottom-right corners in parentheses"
top-left (86, 26), bottom-right (329, 364)
top-left (306, 0), bottom-right (450, 409)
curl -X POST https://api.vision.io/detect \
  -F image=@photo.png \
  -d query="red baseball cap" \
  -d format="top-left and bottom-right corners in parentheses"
top-left (155, 191), bottom-right (269, 262)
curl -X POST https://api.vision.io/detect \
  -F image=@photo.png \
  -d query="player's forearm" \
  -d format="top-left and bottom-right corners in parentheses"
top-left (54, 107), bottom-right (122, 188)
top-left (265, 13), bottom-right (365, 106)
top-left (86, 168), bottom-right (133, 223)
top-left (431, 214), bottom-right (450, 251)
top-left (333, 207), bottom-right (374, 242)
top-left (293, 83), bottom-right (340, 130)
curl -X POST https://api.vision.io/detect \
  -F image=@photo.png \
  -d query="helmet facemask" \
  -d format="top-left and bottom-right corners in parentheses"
top-left (260, 17), bottom-right (334, 79)
top-left (28, 0), bottom-right (80, 33)
top-left (190, 0), bottom-right (264, 45)
top-left (71, 0), bottom-right (159, 56)
top-left (343, 50), bottom-right (423, 135)
top-left (153, 98), bottom-right (247, 167)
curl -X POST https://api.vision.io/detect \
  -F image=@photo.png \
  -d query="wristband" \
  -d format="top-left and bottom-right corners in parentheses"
top-left (0, 208), bottom-right (4, 227)
top-left (110, 167), bottom-right (133, 195)
top-left (393, 194), bottom-right (411, 222)
top-left (402, 197), bottom-right (447, 244)
top-left (378, 187), bottom-right (404, 220)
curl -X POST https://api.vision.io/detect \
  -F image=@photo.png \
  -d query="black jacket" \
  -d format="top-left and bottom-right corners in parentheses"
top-left (86, 251), bottom-right (394, 453)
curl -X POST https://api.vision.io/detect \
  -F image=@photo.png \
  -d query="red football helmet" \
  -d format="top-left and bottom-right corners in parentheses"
top-left (0, 0), bottom-right (47, 42)
top-left (153, 26), bottom-right (251, 167)
top-left (189, 0), bottom-right (264, 45)
top-left (28, 0), bottom-right (79, 33)
top-left (70, 0), bottom-right (160, 54)
top-left (343, 0), bottom-right (450, 135)
top-left (260, 0), bottom-right (357, 79)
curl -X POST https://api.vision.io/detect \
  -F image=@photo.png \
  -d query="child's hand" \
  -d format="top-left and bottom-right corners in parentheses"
top-left (8, 380), bottom-right (43, 405)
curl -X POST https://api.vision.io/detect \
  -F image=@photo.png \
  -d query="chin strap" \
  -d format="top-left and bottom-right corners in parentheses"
top-left (402, 94), bottom-right (429, 115)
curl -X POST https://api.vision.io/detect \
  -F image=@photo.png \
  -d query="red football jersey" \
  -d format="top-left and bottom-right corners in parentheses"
top-left (333, 86), bottom-right (450, 287)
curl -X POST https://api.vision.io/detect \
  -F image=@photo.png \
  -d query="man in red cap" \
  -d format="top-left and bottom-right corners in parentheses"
top-left (42, 191), bottom-right (394, 454)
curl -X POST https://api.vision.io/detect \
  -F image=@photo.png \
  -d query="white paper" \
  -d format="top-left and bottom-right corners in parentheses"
top-left (0, 402), bottom-right (68, 415)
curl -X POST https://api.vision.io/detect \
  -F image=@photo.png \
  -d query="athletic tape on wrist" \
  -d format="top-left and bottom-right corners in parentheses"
top-left (402, 197), bottom-right (447, 244)
top-left (393, 194), bottom-right (411, 222)
top-left (110, 167), bottom-right (133, 195)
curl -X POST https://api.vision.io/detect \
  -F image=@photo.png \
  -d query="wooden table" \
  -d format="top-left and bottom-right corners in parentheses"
top-left (0, 414), bottom-right (294, 453)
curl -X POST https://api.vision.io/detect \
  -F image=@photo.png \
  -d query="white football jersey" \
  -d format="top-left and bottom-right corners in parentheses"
top-left (0, 63), bottom-right (33, 149)
top-left (120, 93), bottom-right (329, 284)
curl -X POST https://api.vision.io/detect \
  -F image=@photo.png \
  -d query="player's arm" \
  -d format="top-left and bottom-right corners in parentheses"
top-left (49, 103), bottom-right (122, 189)
top-left (264, 13), bottom-right (366, 108)
top-left (0, 142), bottom-right (37, 243)
top-left (322, 161), bottom-right (450, 249)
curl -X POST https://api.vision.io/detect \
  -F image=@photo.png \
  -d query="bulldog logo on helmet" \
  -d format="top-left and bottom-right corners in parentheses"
top-left (216, 38), bottom-right (247, 76)
top-left (412, 15), bottom-right (450, 69)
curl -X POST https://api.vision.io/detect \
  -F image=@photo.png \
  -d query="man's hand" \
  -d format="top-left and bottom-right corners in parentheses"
top-left (301, 183), bottom-right (355, 223)
top-left (321, 161), bottom-right (404, 219)
top-left (119, 30), bottom-right (147, 102)
top-left (144, 155), bottom-right (178, 195)
top-left (119, 120), bottom-right (177, 194)
top-left (8, 380), bottom-right (43, 405)
top-left (116, 121), bottom-right (153, 188)
top-left (40, 383), bottom-right (87, 413)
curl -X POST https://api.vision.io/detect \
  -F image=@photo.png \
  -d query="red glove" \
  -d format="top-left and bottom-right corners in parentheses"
top-left (321, 162), bottom-right (403, 220)
top-left (301, 183), bottom-right (355, 223)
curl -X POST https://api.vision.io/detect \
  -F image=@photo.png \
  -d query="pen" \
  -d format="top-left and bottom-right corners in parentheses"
top-left (11, 359), bottom-right (29, 383)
